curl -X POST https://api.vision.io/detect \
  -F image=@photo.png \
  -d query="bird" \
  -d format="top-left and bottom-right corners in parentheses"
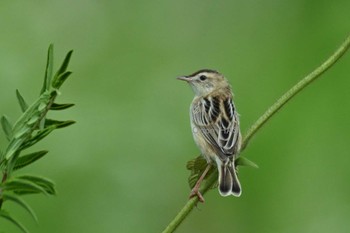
top-left (177, 69), bottom-right (242, 202)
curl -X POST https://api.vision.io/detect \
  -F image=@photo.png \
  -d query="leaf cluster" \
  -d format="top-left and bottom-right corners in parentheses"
top-left (0, 45), bottom-right (74, 233)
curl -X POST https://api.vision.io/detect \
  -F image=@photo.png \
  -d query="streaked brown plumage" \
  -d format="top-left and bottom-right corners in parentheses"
top-left (178, 69), bottom-right (242, 200)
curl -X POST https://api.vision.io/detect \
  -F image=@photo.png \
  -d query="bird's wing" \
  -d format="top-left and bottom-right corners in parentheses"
top-left (192, 96), bottom-right (240, 159)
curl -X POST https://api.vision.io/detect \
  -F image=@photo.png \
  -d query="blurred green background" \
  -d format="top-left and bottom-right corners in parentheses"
top-left (1, 1), bottom-right (350, 232)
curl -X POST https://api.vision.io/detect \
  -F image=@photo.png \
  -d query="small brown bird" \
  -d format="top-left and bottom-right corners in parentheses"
top-left (177, 69), bottom-right (242, 201)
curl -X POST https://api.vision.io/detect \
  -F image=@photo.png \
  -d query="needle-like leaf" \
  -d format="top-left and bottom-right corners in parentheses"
top-left (1, 115), bottom-right (13, 141)
top-left (16, 90), bottom-right (28, 112)
top-left (2, 193), bottom-right (38, 222)
top-left (40, 44), bottom-right (54, 94)
top-left (3, 178), bottom-right (49, 196)
top-left (0, 210), bottom-right (29, 233)
top-left (16, 175), bottom-right (56, 195)
top-left (44, 119), bottom-right (76, 129)
top-left (50, 103), bottom-right (75, 110)
top-left (236, 156), bottom-right (259, 168)
top-left (14, 151), bottom-right (48, 170)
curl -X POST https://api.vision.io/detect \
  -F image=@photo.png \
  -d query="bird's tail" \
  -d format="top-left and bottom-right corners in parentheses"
top-left (216, 158), bottom-right (241, 197)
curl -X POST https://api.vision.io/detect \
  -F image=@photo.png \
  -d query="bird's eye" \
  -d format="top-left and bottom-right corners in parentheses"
top-left (199, 75), bottom-right (207, 81)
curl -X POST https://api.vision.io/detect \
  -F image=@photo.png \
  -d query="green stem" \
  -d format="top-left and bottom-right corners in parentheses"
top-left (241, 34), bottom-right (350, 150)
top-left (163, 34), bottom-right (350, 233)
top-left (162, 171), bottom-right (217, 233)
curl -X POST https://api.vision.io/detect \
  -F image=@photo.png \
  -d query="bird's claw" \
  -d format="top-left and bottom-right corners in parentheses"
top-left (189, 189), bottom-right (205, 203)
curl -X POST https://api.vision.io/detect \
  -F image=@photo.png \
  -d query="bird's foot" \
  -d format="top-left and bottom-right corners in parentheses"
top-left (189, 188), bottom-right (205, 203)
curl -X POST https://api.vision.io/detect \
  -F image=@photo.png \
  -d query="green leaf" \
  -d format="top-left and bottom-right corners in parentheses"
top-left (2, 193), bottom-right (38, 222)
top-left (38, 102), bottom-right (47, 112)
top-left (26, 115), bottom-right (40, 126)
top-left (0, 210), bottom-right (29, 233)
top-left (44, 119), bottom-right (76, 129)
top-left (187, 156), bottom-right (216, 189)
top-left (14, 150), bottom-right (48, 170)
top-left (16, 175), bottom-right (56, 195)
top-left (12, 91), bottom-right (50, 134)
top-left (50, 103), bottom-right (75, 110)
top-left (16, 89), bottom-right (28, 112)
top-left (1, 115), bottom-right (13, 141)
top-left (54, 50), bottom-right (73, 78)
top-left (235, 156), bottom-right (259, 169)
top-left (13, 125), bottom-right (31, 139)
top-left (20, 126), bottom-right (56, 150)
top-left (52, 71), bottom-right (72, 89)
top-left (3, 178), bottom-right (49, 196)
top-left (4, 138), bottom-right (26, 160)
top-left (186, 156), bottom-right (206, 172)
top-left (40, 44), bottom-right (54, 94)
top-left (51, 49), bottom-right (73, 89)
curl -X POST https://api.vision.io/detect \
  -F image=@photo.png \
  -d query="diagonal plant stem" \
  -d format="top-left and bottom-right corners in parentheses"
top-left (162, 171), bottom-right (217, 233)
top-left (241, 34), bottom-right (350, 150)
top-left (162, 34), bottom-right (350, 233)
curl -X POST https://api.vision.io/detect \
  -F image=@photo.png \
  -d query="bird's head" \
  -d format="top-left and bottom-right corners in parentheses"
top-left (177, 69), bottom-right (230, 96)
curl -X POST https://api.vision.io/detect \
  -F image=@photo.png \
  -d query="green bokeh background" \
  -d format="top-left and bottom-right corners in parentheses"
top-left (1, 1), bottom-right (350, 233)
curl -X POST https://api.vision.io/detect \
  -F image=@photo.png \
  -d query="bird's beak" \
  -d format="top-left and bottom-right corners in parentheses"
top-left (177, 76), bottom-right (190, 82)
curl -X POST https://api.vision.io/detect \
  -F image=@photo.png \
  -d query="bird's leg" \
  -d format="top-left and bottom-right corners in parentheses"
top-left (189, 163), bottom-right (212, 203)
